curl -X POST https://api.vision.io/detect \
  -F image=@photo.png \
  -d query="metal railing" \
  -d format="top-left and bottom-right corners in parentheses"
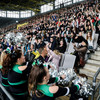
top-left (91, 68), bottom-right (100, 100)
top-left (0, 83), bottom-right (14, 100)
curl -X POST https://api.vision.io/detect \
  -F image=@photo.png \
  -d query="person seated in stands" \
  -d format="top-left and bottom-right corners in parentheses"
top-left (0, 50), bottom-right (10, 90)
top-left (86, 31), bottom-right (94, 52)
top-left (34, 37), bottom-right (38, 51)
top-left (75, 31), bottom-right (86, 43)
top-left (2, 39), bottom-right (9, 50)
top-left (31, 33), bottom-right (37, 46)
top-left (2, 49), bottom-right (34, 100)
top-left (49, 37), bottom-right (56, 51)
top-left (70, 31), bottom-right (76, 43)
top-left (43, 33), bottom-right (50, 42)
top-left (56, 33), bottom-right (61, 47)
top-left (35, 43), bottom-right (48, 63)
top-left (57, 38), bottom-right (67, 53)
top-left (85, 18), bottom-right (94, 33)
top-left (66, 26), bottom-right (71, 42)
top-left (96, 3), bottom-right (100, 13)
top-left (73, 39), bottom-right (88, 71)
top-left (0, 43), bottom-right (3, 54)
top-left (28, 64), bottom-right (80, 100)
top-left (37, 37), bottom-right (45, 49)
top-left (0, 50), bottom-right (10, 100)
top-left (79, 26), bottom-right (85, 35)
top-left (61, 27), bottom-right (65, 36)
top-left (47, 44), bottom-right (61, 71)
top-left (63, 33), bottom-right (68, 44)
top-left (97, 23), bottom-right (100, 46)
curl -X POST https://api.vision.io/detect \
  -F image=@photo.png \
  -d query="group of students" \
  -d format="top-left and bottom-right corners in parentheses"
top-left (0, 0), bottom-right (100, 100)
top-left (0, 46), bottom-right (81, 100)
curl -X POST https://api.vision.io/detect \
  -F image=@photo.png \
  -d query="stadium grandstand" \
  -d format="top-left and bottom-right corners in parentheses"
top-left (0, 0), bottom-right (100, 100)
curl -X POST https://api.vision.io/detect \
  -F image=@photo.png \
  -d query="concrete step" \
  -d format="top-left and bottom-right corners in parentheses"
top-left (80, 68), bottom-right (100, 80)
top-left (87, 77), bottom-right (93, 84)
top-left (87, 76), bottom-right (99, 85)
top-left (78, 48), bottom-right (100, 99)
top-left (84, 64), bottom-right (100, 73)
top-left (95, 51), bottom-right (100, 56)
top-left (90, 55), bottom-right (100, 61)
top-left (87, 59), bottom-right (100, 66)
top-left (97, 47), bottom-right (100, 51)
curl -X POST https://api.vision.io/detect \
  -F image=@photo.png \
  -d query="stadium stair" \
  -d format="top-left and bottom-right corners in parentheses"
top-left (80, 48), bottom-right (100, 83)
top-left (79, 47), bottom-right (100, 100)
top-left (56, 48), bottom-right (100, 100)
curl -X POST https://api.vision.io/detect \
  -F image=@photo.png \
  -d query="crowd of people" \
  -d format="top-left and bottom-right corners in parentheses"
top-left (0, 0), bottom-right (100, 100)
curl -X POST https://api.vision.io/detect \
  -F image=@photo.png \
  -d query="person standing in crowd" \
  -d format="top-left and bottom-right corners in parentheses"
top-left (28, 64), bottom-right (80, 100)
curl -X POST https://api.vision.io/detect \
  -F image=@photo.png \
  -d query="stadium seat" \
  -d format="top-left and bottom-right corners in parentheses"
top-left (93, 34), bottom-right (99, 50)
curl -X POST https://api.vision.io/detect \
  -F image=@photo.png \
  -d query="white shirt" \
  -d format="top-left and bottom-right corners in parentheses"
top-left (88, 31), bottom-right (95, 47)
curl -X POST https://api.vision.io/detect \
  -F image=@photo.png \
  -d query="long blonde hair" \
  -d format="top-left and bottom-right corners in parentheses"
top-left (0, 50), bottom-right (7, 65)
top-left (53, 50), bottom-right (61, 55)
top-left (0, 50), bottom-right (8, 74)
